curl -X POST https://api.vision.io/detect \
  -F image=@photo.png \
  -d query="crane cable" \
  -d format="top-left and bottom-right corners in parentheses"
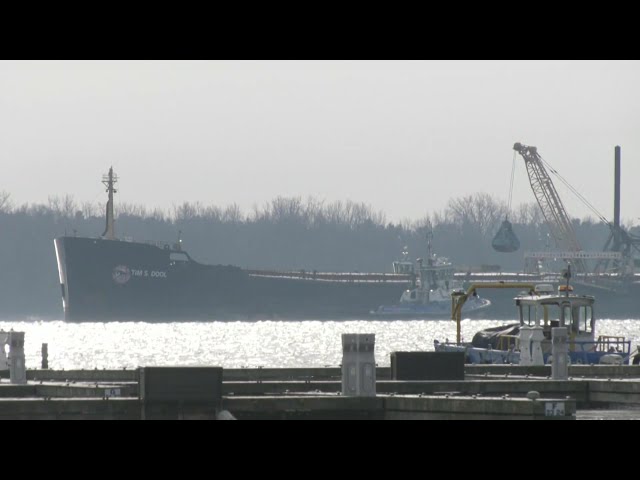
top-left (537, 154), bottom-right (640, 255)
top-left (537, 155), bottom-right (611, 227)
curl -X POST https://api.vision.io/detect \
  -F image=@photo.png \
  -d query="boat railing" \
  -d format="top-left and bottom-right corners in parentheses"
top-left (79, 235), bottom-right (178, 250)
top-left (533, 337), bottom-right (630, 354)
top-left (535, 338), bottom-right (631, 364)
top-left (437, 337), bottom-right (633, 364)
top-left (246, 270), bottom-right (413, 283)
top-left (496, 334), bottom-right (519, 351)
top-left (594, 335), bottom-right (631, 354)
top-left (122, 237), bottom-right (179, 250)
top-left (568, 339), bottom-right (632, 365)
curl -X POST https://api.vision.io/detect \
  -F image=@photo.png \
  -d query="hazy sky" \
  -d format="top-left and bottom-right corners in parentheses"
top-left (1, 60), bottom-right (639, 224)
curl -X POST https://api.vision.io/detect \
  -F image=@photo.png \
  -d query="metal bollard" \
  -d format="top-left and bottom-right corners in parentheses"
top-left (551, 327), bottom-right (568, 380)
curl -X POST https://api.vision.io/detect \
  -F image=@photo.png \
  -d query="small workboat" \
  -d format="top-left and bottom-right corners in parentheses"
top-left (434, 269), bottom-right (633, 364)
top-left (370, 234), bottom-right (490, 318)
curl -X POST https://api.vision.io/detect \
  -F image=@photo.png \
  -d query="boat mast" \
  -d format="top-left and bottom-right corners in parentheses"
top-left (424, 225), bottom-right (437, 291)
top-left (426, 227), bottom-right (433, 266)
top-left (101, 167), bottom-right (118, 240)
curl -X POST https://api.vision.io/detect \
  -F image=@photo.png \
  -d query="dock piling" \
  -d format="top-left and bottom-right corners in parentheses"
top-left (42, 343), bottom-right (48, 370)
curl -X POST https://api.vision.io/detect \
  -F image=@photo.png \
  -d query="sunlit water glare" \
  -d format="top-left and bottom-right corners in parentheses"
top-left (1, 317), bottom-right (638, 370)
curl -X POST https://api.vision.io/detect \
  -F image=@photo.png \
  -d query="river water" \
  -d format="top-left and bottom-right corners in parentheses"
top-left (1, 317), bottom-right (639, 370)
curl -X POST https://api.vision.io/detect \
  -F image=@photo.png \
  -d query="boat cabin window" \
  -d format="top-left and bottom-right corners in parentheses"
top-left (410, 290), bottom-right (417, 300)
top-left (520, 305), bottom-right (532, 326)
top-left (561, 304), bottom-right (572, 329)
top-left (573, 305), bottom-right (594, 334)
top-left (560, 303), bottom-right (593, 334)
top-left (519, 304), bottom-right (544, 327)
top-left (393, 262), bottom-right (413, 275)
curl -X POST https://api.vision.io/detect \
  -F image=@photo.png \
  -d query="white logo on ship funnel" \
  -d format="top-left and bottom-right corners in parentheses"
top-left (113, 265), bottom-right (131, 285)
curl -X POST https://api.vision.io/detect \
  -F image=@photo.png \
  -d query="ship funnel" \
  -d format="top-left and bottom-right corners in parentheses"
top-left (613, 146), bottom-right (621, 250)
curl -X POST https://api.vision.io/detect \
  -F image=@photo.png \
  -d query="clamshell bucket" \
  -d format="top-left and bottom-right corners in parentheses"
top-left (492, 219), bottom-right (520, 253)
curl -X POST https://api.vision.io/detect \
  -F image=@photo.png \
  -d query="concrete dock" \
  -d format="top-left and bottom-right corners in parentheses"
top-left (2, 364), bottom-right (640, 419)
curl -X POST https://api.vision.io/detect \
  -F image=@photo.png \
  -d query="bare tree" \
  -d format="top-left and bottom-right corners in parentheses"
top-left (48, 195), bottom-right (77, 219)
top-left (222, 203), bottom-right (244, 224)
top-left (304, 196), bottom-right (326, 228)
top-left (117, 202), bottom-right (149, 218)
top-left (514, 202), bottom-right (543, 226)
top-left (325, 200), bottom-right (345, 225)
top-left (269, 196), bottom-right (304, 223)
top-left (0, 191), bottom-right (11, 213)
top-left (202, 205), bottom-right (223, 222)
top-left (446, 193), bottom-right (507, 237)
top-left (81, 201), bottom-right (99, 218)
top-left (172, 202), bottom-right (201, 222)
top-left (150, 207), bottom-right (167, 222)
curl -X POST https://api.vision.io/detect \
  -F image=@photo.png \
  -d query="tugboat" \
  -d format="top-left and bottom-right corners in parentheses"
top-left (434, 265), bottom-right (633, 364)
top-left (370, 232), bottom-right (491, 318)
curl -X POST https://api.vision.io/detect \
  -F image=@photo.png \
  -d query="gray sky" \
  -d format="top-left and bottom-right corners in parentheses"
top-left (1, 60), bottom-right (639, 224)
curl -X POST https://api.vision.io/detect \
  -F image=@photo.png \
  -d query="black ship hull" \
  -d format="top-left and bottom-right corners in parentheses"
top-left (54, 236), bottom-right (411, 322)
top-left (54, 236), bottom-right (640, 322)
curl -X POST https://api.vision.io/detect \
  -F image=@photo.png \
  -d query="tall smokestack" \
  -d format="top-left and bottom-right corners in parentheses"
top-left (614, 146), bottom-right (621, 230)
top-left (613, 145), bottom-right (621, 252)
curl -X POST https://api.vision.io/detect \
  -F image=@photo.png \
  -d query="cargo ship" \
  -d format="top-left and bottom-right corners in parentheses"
top-left (54, 168), bottom-right (413, 321)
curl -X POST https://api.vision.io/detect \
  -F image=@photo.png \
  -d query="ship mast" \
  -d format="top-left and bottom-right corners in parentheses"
top-left (424, 224), bottom-right (436, 291)
top-left (101, 167), bottom-right (118, 240)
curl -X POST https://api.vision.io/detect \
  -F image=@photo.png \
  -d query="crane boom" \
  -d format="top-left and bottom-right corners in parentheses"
top-left (513, 143), bottom-right (587, 273)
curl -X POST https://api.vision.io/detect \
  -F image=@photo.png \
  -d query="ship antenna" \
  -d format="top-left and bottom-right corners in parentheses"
top-left (101, 166), bottom-right (118, 240)
top-left (426, 222), bottom-right (434, 266)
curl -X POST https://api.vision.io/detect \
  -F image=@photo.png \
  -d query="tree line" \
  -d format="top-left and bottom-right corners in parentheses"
top-left (0, 190), bottom-right (636, 317)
